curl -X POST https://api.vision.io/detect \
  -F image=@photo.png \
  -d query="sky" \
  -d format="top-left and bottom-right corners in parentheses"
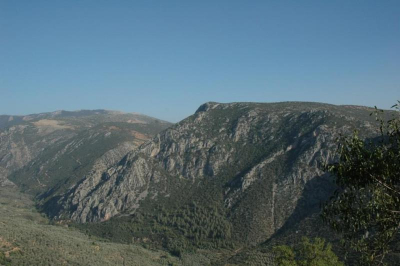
top-left (0, 1), bottom-right (399, 122)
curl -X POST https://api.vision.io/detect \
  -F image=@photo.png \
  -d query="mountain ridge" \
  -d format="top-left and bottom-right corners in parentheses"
top-left (0, 109), bottom-right (171, 130)
top-left (41, 102), bottom-right (382, 247)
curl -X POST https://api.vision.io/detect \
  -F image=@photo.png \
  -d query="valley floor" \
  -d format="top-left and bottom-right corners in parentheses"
top-left (0, 187), bottom-right (185, 266)
top-left (0, 186), bottom-right (277, 266)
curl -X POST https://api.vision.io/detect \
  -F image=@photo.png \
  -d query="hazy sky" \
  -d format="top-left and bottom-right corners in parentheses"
top-left (1, 1), bottom-right (399, 122)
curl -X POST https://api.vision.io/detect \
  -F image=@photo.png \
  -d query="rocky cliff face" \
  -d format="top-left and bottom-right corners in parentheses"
top-left (50, 102), bottom-right (380, 244)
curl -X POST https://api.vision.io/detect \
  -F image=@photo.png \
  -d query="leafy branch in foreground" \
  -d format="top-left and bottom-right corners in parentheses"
top-left (273, 237), bottom-right (343, 266)
top-left (322, 102), bottom-right (400, 265)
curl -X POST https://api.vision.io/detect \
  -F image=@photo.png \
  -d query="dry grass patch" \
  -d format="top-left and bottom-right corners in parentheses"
top-left (32, 119), bottom-right (74, 130)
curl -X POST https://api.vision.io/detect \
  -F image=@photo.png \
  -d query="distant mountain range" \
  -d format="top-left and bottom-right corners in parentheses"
top-left (1, 103), bottom-right (398, 265)
top-left (0, 109), bottom-right (171, 189)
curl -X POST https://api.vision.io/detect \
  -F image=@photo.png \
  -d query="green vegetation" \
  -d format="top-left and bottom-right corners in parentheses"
top-left (75, 202), bottom-right (234, 258)
top-left (322, 103), bottom-right (400, 265)
top-left (273, 237), bottom-right (343, 266)
top-left (155, 203), bottom-right (232, 251)
top-left (0, 187), bottom-right (183, 266)
top-left (0, 251), bottom-right (12, 266)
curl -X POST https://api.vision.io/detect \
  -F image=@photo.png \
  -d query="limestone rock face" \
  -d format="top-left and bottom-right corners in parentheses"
top-left (63, 144), bottom-right (152, 222)
top-left (51, 102), bottom-right (380, 244)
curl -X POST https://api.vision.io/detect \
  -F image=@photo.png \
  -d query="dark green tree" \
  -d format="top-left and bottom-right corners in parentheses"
top-left (273, 244), bottom-right (296, 266)
top-left (273, 237), bottom-right (343, 266)
top-left (322, 102), bottom-right (400, 265)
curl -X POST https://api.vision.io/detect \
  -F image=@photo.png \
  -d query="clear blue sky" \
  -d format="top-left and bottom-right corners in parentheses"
top-left (1, 0), bottom-right (399, 122)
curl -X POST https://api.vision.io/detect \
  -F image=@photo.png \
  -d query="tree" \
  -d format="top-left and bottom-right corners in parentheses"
top-left (273, 237), bottom-right (344, 266)
top-left (274, 244), bottom-right (297, 266)
top-left (322, 102), bottom-right (400, 265)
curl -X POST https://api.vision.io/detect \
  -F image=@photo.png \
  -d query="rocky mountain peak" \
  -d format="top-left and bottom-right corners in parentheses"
top-left (195, 102), bottom-right (221, 113)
